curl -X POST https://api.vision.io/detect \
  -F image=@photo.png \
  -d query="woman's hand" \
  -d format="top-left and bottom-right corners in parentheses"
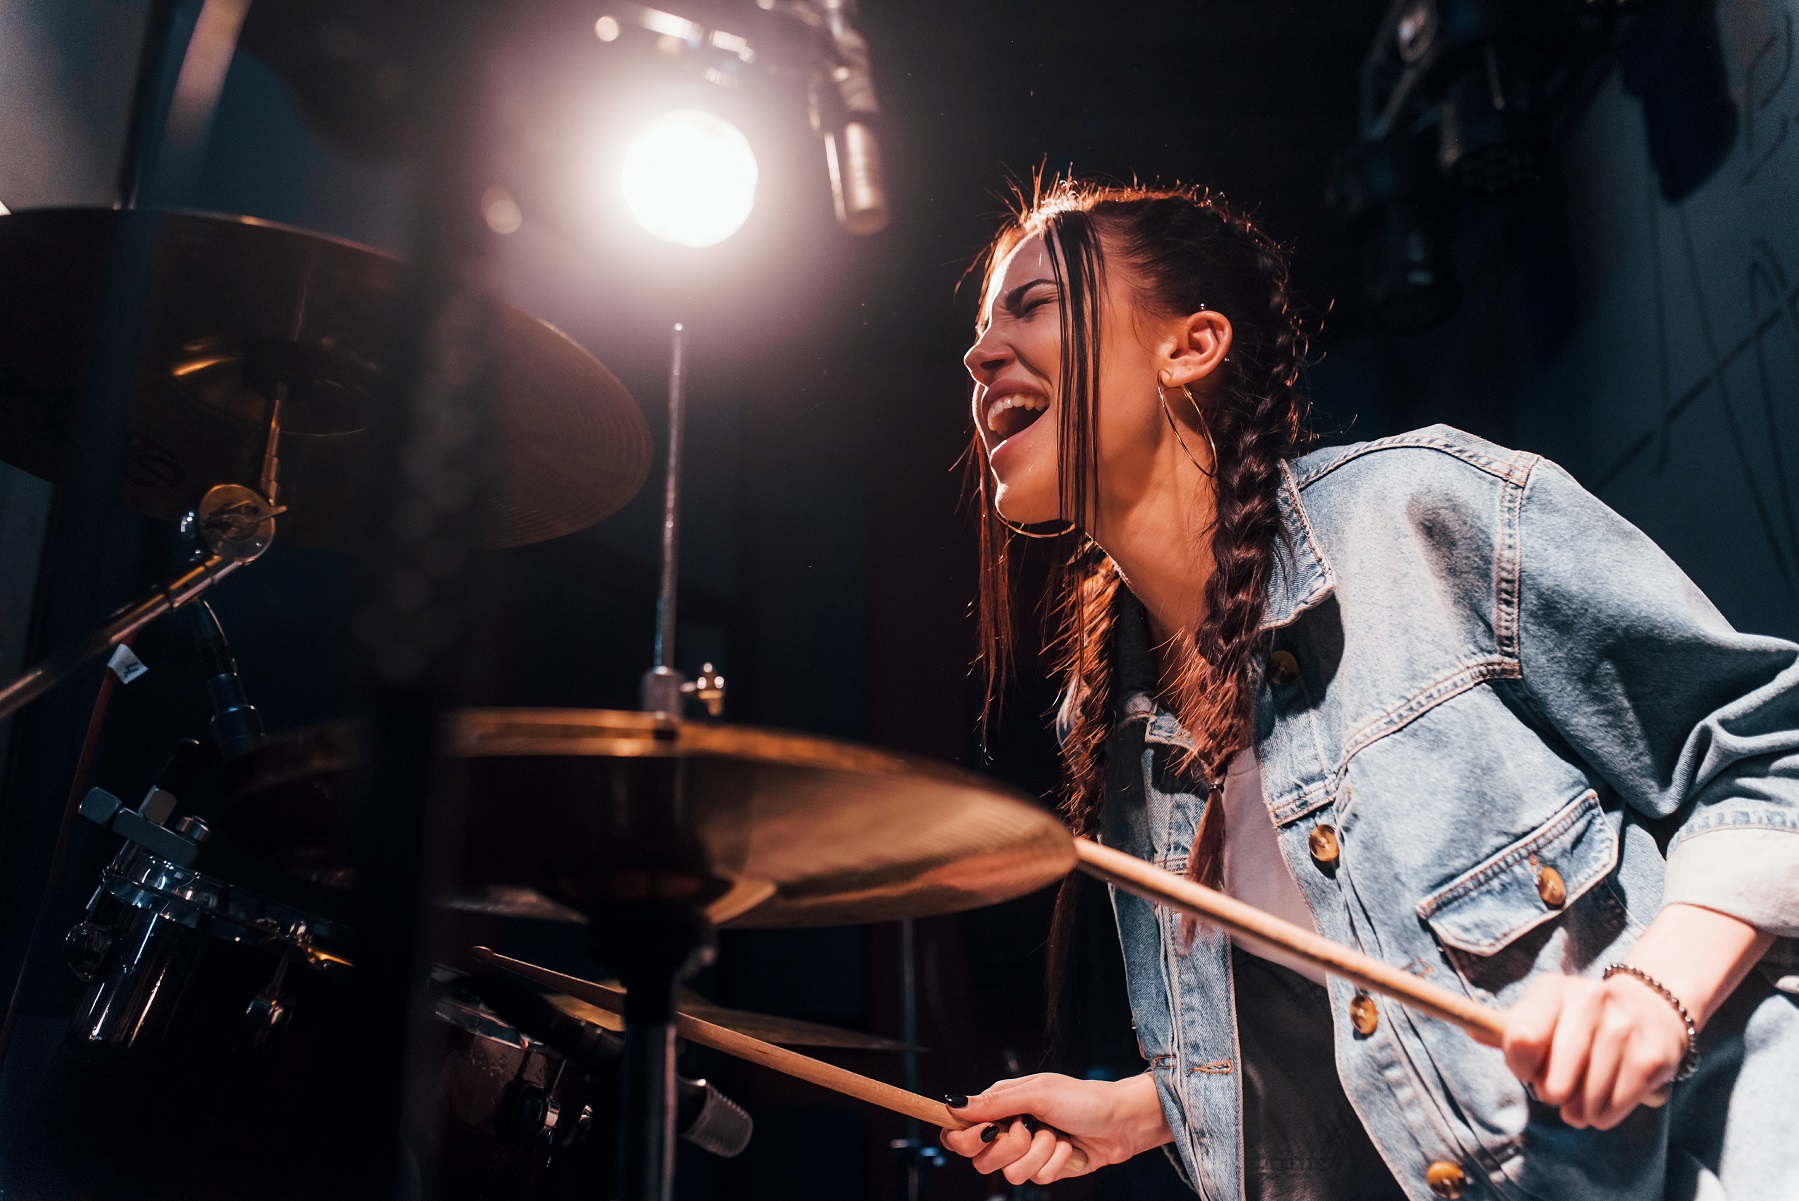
top-left (1501, 971), bottom-right (1687, 1129)
top-left (939, 1071), bottom-right (1173, 1186)
top-left (1501, 902), bottom-right (1774, 1130)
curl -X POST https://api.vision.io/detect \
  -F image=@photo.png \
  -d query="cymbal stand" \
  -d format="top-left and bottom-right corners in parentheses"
top-left (641, 322), bottom-right (725, 719)
top-left (889, 919), bottom-right (944, 1201)
top-left (0, 407), bottom-right (285, 724)
top-left (591, 900), bottom-right (718, 1201)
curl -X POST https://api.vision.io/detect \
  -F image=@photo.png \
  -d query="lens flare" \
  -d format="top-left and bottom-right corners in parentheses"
top-left (620, 109), bottom-right (758, 249)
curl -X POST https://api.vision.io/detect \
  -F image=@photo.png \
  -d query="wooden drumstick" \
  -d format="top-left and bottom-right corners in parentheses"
top-left (1074, 838), bottom-right (1669, 1107)
top-left (470, 947), bottom-right (1094, 1171)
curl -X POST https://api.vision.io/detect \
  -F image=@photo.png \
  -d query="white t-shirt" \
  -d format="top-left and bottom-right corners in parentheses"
top-left (1219, 747), bottom-right (1328, 987)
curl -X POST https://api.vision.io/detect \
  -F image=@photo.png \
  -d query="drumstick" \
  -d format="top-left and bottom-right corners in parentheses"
top-left (470, 947), bottom-right (1093, 1171)
top-left (1074, 838), bottom-right (1670, 1107)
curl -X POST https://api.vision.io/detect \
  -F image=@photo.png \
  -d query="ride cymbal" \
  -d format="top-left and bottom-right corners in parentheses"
top-left (218, 708), bottom-right (1075, 928)
top-left (0, 208), bottom-right (649, 548)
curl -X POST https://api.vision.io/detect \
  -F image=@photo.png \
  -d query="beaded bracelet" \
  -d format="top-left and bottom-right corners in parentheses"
top-left (1602, 963), bottom-right (1700, 1082)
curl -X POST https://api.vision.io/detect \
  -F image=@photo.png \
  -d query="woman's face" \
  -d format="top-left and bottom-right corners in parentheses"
top-left (964, 231), bottom-right (1218, 533)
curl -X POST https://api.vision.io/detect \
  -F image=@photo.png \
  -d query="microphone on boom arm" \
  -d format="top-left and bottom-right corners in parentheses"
top-left (191, 600), bottom-right (265, 758)
top-left (807, 0), bottom-right (888, 235)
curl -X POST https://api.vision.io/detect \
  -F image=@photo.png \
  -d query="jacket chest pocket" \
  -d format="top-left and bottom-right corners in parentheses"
top-left (1415, 789), bottom-right (1630, 1004)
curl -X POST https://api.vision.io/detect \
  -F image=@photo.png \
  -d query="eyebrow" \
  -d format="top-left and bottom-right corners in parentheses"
top-left (998, 278), bottom-right (1058, 313)
top-left (980, 276), bottom-right (1059, 330)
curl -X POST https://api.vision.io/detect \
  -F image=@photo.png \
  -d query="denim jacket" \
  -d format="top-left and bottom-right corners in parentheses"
top-left (1099, 426), bottom-right (1799, 1201)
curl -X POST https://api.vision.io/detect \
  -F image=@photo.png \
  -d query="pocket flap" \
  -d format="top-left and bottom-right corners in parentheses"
top-left (1415, 789), bottom-right (1617, 956)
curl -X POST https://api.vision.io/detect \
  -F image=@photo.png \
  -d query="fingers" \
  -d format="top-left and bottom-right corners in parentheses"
top-left (972, 1119), bottom-right (1035, 1176)
top-left (946, 1079), bottom-right (1044, 1124)
top-left (1002, 1127), bottom-right (1059, 1185)
top-left (1577, 1000), bottom-right (1629, 1129)
top-left (1503, 976), bottom-right (1562, 1086)
top-left (938, 1121), bottom-right (996, 1159)
top-left (1538, 983), bottom-right (1601, 1120)
top-left (1597, 1035), bottom-right (1672, 1130)
top-left (1031, 1135), bottom-right (1085, 1184)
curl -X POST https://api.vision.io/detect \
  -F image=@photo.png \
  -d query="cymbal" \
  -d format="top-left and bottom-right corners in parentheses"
top-left (537, 981), bottom-right (922, 1053)
top-left (0, 208), bottom-right (650, 548)
top-left (217, 708), bottom-right (1075, 928)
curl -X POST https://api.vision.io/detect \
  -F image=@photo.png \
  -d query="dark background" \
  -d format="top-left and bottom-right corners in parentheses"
top-left (1, 1), bottom-right (1797, 1198)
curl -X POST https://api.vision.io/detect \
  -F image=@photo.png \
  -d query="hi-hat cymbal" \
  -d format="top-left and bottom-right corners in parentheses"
top-left (217, 709), bottom-right (1075, 928)
top-left (539, 983), bottom-right (922, 1053)
top-left (0, 208), bottom-right (650, 548)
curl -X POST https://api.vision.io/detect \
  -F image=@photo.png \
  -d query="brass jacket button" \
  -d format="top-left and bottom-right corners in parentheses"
top-left (1308, 824), bottom-right (1340, 866)
top-left (1425, 1160), bottom-right (1467, 1199)
top-left (1267, 649), bottom-right (1299, 686)
top-left (1349, 991), bottom-right (1379, 1036)
top-left (1536, 865), bottom-right (1567, 908)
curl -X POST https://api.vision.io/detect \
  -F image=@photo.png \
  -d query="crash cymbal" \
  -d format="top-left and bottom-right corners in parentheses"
top-left (217, 708), bottom-right (1075, 928)
top-left (536, 981), bottom-right (922, 1052)
top-left (0, 208), bottom-right (649, 548)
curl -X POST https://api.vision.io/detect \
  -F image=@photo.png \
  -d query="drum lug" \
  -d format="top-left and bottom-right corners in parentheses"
top-left (244, 955), bottom-right (296, 1051)
top-left (64, 920), bottom-right (116, 984)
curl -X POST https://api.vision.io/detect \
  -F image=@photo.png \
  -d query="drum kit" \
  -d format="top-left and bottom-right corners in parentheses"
top-left (0, 207), bottom-right (1081, 1199)
top-left (0, 5), bottom-right (1518, 1200)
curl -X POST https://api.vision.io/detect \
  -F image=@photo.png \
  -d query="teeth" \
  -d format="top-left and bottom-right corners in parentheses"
top-left (984, 393), bottom-right (1049, 432)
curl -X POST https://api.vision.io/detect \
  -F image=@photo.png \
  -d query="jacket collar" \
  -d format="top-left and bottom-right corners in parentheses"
top-left (1259, 460), bottom-right (1336, 632)
top-left (1108, 460), bottom-right (1335, 734)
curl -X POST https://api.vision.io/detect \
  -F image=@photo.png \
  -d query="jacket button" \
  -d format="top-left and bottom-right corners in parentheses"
top-left (1308, 824), bottom-right (1340, 866)
top-left (1267, 650), bottom-right (1299, 685)
top-left (1535, 865), bottom-right (1567, 908)
top-left (1425, 1160), bottom-right (1467, 1198)
top-left (1349, 991), bottom-right (1379, 1036)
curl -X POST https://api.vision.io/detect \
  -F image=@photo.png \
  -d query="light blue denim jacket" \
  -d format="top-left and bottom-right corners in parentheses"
top-left (1099, 426), bottom-right (1799, 1201)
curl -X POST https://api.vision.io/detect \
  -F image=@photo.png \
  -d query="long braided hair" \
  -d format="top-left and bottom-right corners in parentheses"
top-left (969, 182), bottom-right (1311, 1022)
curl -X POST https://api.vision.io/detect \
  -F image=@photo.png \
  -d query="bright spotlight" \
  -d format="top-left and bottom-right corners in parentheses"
top-left (620, 108), bottom-right (758, 249)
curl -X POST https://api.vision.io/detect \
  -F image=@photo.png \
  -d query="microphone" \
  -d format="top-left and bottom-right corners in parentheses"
top-left (191, 600), bottom-right (264, 758)
top-left (810, 0), bottom-right (888, 235)
top-left (466, 973), bottom-right (754, 1158)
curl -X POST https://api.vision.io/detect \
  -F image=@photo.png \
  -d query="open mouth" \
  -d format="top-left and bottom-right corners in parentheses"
top-left (985, 392), bottom-right (1050, 443)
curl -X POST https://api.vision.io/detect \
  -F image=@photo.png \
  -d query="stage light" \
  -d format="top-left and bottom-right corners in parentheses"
top-left (620, 108), bottom-right (758, 248)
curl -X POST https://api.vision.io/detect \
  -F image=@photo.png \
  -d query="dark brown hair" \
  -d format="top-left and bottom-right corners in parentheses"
top-left (968, 181), bottom-right (1311, 1021)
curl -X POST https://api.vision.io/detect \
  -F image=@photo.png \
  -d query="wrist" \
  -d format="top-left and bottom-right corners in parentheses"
top-left (1111, 1071), bottom-right (1174, 1154)
top-left (1622, 903), bottom-right (1775, 1031)
top-left (1603, 962), bottom-right (1701, 1081)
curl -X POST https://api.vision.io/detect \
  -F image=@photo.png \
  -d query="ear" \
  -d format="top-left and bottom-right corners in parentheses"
top-left (1158, 310), bottom-right (1234, 389)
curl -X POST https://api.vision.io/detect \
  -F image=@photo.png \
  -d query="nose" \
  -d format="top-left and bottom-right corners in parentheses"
top-left (963, 327), bottom-right (1011, 385)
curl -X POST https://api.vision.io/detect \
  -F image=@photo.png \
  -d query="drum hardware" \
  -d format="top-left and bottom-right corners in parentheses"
top-left (0, 208), bottom-right (653, 554)
top-left (0, 352), bottom-right (290, 725)
top-left (0, 475), bottom-right (279, 723)
top-left (465, 969), bottom-right (754, 1160)
top-left (220, 707), bottom-right (1072, 1200)
top-left (640, 323), bottom-right (727, 720)
top-left (544, 980), bottom-right (924, 1053)
top-left (472, 948), bottom-right (1098, 1172)
top-left (890, 917), bottom-right (946, 1200)
top-left (67, 782), bottom-right (350, 1055)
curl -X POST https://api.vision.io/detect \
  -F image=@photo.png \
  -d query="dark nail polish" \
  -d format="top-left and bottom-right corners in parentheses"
top-left (1021, 1115), bottom-right (1042, 1135)
top-left (980, 1123), bottom-right (1001, 1143)
top-left (943, 1094), bottom-right (968, 1108)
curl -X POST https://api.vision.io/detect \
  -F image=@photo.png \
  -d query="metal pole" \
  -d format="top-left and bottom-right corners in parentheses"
top-left (642, 322), bottom-right (688, 713)
top-left (901, 918), bottom-right (922, 1201)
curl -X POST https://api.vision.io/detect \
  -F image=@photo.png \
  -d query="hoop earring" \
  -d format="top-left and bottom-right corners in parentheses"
top-left (995, 514), bottom-right (1079, 539)
top-left (1156, 372), bottom-right (1218, 479)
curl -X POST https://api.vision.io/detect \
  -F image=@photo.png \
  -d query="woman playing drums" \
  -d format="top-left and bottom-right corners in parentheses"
top-left (939, 181), bottom-right (1799, 1200)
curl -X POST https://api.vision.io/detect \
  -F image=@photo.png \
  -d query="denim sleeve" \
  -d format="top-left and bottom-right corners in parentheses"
top-left (1516, 460), bottom-right (1799, 937)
